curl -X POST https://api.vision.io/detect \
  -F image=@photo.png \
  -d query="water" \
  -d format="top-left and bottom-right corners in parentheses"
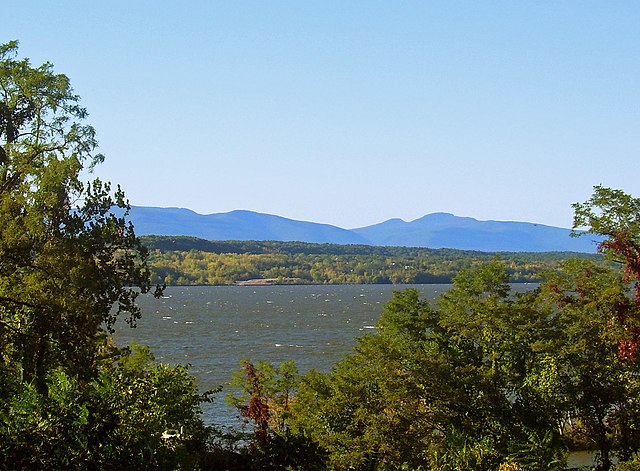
top-left (113, 284), bottom-right (535, 426)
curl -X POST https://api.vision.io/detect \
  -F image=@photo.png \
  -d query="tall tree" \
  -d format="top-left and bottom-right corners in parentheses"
top-left (539, 259), bottom-right (640, 469)
top-left (292, 263), bottom-right (566, 470)
top-left (0, 40), bottom-right (152, 389)
top-left (573, 186), bottom-right (640, 360)
top-left (0, 42), bottom-right (214, 470)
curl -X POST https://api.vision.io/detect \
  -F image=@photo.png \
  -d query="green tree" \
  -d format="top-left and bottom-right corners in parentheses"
top-left (226, 359), bottom-right (325, 471)
top-left (539, 260), bottom-right (640, 469)
top-left (0, 343), bottom-right (212, 470)
top-left (433, 263), bottom-right (566, 470)
top-left (291, 263), bottom-right (567, 470)
top-left (0, 42), bottom-right (213, 470)
top-left (573, 185), bottom-right (640, 361)
top-left (0, 40), bottom-right (152, 389)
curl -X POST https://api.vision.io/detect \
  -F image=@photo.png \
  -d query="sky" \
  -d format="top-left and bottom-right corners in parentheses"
top-left (6, 1), bottom-right (640, 229)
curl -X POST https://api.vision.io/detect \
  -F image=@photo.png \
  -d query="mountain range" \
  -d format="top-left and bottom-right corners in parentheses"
top-left (124, 206), bottom-right (602, 253)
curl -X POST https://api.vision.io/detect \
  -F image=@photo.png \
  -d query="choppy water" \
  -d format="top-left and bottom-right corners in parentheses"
top-left (113, 284), bottom-right (534, 426)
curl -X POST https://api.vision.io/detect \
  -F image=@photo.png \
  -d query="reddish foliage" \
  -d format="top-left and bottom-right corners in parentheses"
top-left (240, 361), bottom-right (271, 444)
top-left (619, 339), bottom-right (637, 361)
top-left (548, 282), bottom-right (570, 308)
top-left (597, 232), bottom-right (640, 361)
top-left (548, 283), bottom-right (561, 295)
top-left (599, 233), bottom-right (640, 294)
top-left (618, 326), bottom-right (640, 362)
top-left (575, 266), bottom-right (592, 300)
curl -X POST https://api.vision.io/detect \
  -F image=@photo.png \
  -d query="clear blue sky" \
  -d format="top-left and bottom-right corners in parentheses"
top-left (7, 1), bottom-right (640, 229)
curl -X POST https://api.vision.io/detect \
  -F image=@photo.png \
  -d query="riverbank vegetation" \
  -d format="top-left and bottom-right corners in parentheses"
top-left (2, 43), bottom-right (640, 470)
top-left (218, 186), bottom-right (640, 471)
top-left (142, 236), bottom-right (601, 286)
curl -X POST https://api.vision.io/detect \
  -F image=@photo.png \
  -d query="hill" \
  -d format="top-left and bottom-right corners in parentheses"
top-left (126, 206), bottom-right (602, 253)
top-left (353, 212), bottom-right (600, 252)
top-left (126, 206), bottom-right (368, 245)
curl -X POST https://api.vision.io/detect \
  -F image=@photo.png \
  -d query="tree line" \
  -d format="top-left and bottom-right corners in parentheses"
top-left (142, 236), bottom-right (601, 286)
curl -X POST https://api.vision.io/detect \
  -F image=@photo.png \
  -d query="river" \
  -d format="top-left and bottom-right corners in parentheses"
top-left (113, 283), bottom-right (535, 426)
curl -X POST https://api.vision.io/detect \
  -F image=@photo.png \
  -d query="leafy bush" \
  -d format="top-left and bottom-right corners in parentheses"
top-left (0, 344), bottom-right (213, 470)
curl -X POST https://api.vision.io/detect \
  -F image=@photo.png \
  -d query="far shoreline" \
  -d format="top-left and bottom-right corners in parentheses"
top-left (151, 280), bottom-right (539, 288)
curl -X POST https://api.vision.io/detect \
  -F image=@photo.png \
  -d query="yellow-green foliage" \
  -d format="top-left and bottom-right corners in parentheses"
top-left (143, 237), bottom-right (602, 286)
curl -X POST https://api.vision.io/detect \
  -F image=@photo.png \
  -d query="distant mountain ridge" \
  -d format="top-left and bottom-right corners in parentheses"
top-left (125, 207), bottom-right (368, 245)
top-left (352, 212), bottom-right (599, 252)
top-left (124, 206), bottom-right (602, 253)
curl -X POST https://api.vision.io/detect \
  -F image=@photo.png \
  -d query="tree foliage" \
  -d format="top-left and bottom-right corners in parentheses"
top-left (573, 185), bottom-right (640, 361)
top-left (0, 40), bottom-right (153, 390)
top-left (289, 258), bottom-right (640, 470)
top-left (141, 236), bottom-right (601, 286)
top-left (539, 260), bottom-right (640, 469)
top-left (223, 359), bottom-right (325, 471)
top-left (0, 343), bottom-right (212, 470)
top-left (0, 42), bottom-right (211, 470)
top-left (573, 186), bottom-right (640, 284)
top-left (227, 359), bottom-right (298, 445)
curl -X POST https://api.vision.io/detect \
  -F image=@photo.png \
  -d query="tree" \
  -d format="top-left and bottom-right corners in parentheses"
top-left (573, 185), bottom-right (640, 360)
top-left (228, 359), bottom-right (298, 445)
top-left (0, 42), bottom-right (215, 470)
top-left (225, 359), bottom-right (325, 471)
top-left (539, 259), bottom-right (640, 469)
top-left (0, 342), bottom-right (213, 470)
top-left (566, 187), bottom-right (640, 468)
top-left (0, 40), bottom-right (152, 390)
top-left (291, 263), bottom-right (567, 470)
top-left (573, 186), bottom-right (640, 288)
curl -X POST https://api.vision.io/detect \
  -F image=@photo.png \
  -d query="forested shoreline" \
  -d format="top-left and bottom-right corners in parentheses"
top-left (142, 236), bottom-right (602, 286)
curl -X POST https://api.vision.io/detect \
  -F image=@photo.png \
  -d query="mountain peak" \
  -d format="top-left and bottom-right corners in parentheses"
top-left (125, 206), bottom-right (600, 253)
top-left (413, 212), bottom-right (462, 223)
top-left (126, 206), bottom-right (368, 245)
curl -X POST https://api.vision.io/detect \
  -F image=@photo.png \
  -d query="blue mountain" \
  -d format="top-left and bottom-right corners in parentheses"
top-left (125, 206), bottom-right (369, 245)
top-left (352, 212), bottom-right (601, 252)
top-left (125, 207), bottom-right (602, 253)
